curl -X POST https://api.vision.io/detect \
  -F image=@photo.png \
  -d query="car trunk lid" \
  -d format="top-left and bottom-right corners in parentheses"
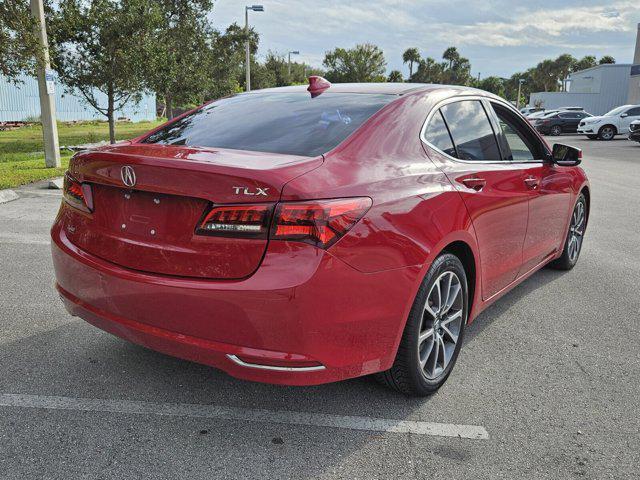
top-left (65, 143), bottom-right (322, 279)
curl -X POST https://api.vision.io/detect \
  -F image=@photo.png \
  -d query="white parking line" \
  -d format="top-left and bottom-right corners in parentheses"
top-left (0, 234), bottom-right (50, 245)
top-left (0, 393), bottom-right (489, 440)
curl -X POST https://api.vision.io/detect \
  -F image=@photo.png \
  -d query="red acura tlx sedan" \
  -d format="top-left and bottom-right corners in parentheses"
top-left (51, 77), bottom-right (589, 396)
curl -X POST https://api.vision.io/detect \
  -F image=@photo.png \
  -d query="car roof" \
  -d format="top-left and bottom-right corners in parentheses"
top-left (245, 82), bottom-right (475, 96)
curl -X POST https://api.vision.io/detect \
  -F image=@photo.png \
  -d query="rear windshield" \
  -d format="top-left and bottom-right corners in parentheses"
top-left (142, 92), bottom-right (396, 157)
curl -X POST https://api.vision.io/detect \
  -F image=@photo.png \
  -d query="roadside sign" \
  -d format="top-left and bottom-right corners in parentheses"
top-left (45, 69), bottom-right (55, 95)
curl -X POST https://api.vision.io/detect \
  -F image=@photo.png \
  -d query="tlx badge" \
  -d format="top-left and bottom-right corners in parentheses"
top-left (232, 186), bottom-right (269, 196)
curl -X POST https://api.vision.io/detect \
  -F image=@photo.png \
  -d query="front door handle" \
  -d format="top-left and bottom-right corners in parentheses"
top-left (461, 177), bottom-right (486, 191)
top-left (524, 176), bottom-right (540, 189)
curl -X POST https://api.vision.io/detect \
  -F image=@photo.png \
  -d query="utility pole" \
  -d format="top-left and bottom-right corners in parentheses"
top-left (30, 0), bottom-right (60, 168)
top-left (516, 78), bottom-right (525, 109)
top-left (244, 5), bottom-right (264, 92)
top-left (288, 51), bottom-right (300, 82)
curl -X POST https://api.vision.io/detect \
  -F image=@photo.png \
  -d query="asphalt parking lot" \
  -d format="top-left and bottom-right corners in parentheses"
top-left (1, 135), bottom-right (638, 479)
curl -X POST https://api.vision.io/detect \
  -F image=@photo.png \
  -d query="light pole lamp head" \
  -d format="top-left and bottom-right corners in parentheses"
top-left (247, 5), bottom-right (264, 11)
top-left (290, 51), bottom-right (300, 55)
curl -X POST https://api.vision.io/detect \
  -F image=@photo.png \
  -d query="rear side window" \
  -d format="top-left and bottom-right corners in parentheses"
top-left (423, 110), bottom-right (456, 157)
top-left (142, 93), bottom-right (395, 157)
top-left (439, 101), bottom-right (501, 161)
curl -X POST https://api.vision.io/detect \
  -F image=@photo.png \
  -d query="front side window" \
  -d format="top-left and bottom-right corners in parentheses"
top-left (626, 107), bottom-right (640, 116)
top-left (142, 93), bottom-right (395, 157)
top-left (439, 100), bottom-right (501, 161)
top-left (491, 103), bottom-right (543, 161)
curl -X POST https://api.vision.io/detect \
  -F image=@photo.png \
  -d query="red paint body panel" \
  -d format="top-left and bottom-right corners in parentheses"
top-left (51, 84), bottom-right (589, 385)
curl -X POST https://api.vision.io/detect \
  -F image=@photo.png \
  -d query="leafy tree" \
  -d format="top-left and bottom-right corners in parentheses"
top-left (573, 55), bottom-right (596, 73)
top-left (402, 48), bottom-right (420, 78)
top-left (207, 22), bottom-right (257, 98)
top-left (147, 0), bottom-right (213, 119)
top-left (51, 0), bottom-right (161, 143)
top-left (408, 47), bottom-right (471, 86)
top-left (323, 43), bottom-right (387, 83)
top-left (387, 70), bottom-right (403, 82)
top-left (262, 52), bottom-right (319, 87)
top-left (410, 57), bottom-right (445, 83)
top-left (599, 55), bottom-right (616, 65)
top-left (0, 0), bottom-right (41, 79)
top-left (476, 76), bottom-right (505, 97)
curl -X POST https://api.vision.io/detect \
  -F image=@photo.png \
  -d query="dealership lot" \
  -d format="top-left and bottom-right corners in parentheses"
top-left (0, 136), bottom-right (638, 479)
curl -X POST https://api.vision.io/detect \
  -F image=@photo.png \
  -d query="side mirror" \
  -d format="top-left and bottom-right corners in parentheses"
top-left (552, 143), bottom-right (582, 166)
top-left (621, 113), bottom-right (629, 118)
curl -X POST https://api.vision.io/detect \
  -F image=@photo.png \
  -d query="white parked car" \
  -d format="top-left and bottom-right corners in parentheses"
top-left (577, 105), bottom-right (640, 140)
top-left (629, 120), bottom-right (640, 143)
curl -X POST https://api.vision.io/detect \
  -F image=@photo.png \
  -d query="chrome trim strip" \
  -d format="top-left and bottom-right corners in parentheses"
top-left (226, 354), bottom-right (326, 372)
top-left (419, 94), bottom-right (547, 165)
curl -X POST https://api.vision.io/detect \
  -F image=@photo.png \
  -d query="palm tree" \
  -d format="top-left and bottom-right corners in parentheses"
top-left (402, 48), bottom-right (420, 79)
top-left (387, 70), bottom-right (403, 82)
top-left (442, 47), bottom-right (460, 70)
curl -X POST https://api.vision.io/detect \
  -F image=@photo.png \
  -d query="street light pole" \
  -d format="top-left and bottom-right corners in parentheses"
top-left (30, 0), bottom-right (60, 168)
top-left (287, 50), bottom-right (300, 82)
top-left (244, 5), bottom-right (264, 92)
top-left (516, 78), bottom-right (525, 110)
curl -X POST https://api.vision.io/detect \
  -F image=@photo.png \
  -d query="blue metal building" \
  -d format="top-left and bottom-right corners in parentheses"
top-left (0, 74), bottom-right (156, 122)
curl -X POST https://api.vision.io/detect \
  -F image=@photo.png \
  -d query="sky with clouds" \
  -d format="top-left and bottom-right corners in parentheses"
top-left (209, 0), bottom-right (640, 79)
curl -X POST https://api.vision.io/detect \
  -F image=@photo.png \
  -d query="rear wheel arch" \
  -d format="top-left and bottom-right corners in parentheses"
top-left (579, 186), bottom-right (590, 225)
top-left (441, 240), bottom-right (476, 321)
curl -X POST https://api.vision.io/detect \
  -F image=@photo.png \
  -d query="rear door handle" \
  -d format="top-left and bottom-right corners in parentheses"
top-left (461, 177), bottom-right (486, 191)
top-left (524, 176), bottom-right (540, 189)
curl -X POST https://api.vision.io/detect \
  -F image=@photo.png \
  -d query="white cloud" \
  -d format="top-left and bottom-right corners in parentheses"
top-left (434, 1), bottom-right (638, 47)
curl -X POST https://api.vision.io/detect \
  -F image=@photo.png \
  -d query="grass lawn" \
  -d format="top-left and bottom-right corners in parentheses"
top-left (0, 119), bottom-right (164, 189)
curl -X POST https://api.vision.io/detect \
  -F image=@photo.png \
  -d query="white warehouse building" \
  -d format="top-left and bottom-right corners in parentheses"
top-left (530, 23), bottom-right (640, 116)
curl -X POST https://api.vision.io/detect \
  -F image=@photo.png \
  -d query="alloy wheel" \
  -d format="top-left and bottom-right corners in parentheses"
top-left (568, 199), bottom-right (586, 262)
top-left (418, 271), bottom-right (464, 380)
top-left (551, 126), bottom-right (562, 136)
top-left (600, 127), bottom-right (615, 140)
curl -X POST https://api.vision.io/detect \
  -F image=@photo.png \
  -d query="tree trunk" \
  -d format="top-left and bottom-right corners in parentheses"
top-left (166, 93), bottom-right (174, 120)
top-left (107, 83), bottom-right (115, 144)
top-left (409, 62), bottom-right (413, 79)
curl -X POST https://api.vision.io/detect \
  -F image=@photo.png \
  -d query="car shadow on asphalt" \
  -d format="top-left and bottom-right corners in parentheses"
top-left (0, 265), bottom-right (572, 478)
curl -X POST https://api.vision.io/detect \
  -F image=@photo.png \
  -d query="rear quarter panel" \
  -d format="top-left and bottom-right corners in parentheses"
top-left (282, 89), bottom-right (481, 336)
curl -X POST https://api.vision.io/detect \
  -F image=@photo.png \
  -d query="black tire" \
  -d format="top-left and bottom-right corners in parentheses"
top-left (550, 125), bottom-right (562, 136)
top-left (598, 125), bottom-right (616, 141)
top-left (587, 135), bottom-right (598, 140)
top-left (549, 193), bottom-right (587, 270)
top-left (376, 253), bottom-right (468, 396)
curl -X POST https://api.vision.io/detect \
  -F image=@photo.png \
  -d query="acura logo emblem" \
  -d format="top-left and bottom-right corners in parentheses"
top-left (121, 165), bottom-right (136, 188)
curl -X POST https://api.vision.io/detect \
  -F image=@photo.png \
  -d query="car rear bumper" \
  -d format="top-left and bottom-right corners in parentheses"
top-left (51, 222), bottom-right (417, 385)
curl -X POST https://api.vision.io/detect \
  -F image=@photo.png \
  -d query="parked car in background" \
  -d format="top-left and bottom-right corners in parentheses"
top-left (578, 105), bottom-right (640, 140)
top-left (629, 120), bottom-right (640, 143)
top-left (520, 107), bottom-right (545, 116)
top-left (526, 110), bottom-right (557, 125)
top-left (50, 80), bottom-right (590, 396)
top-left (534, 111), bottom-right (593, 136)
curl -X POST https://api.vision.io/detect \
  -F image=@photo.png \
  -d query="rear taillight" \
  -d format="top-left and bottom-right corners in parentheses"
top-left (271, 197), bottom-right (371, 249)
top-left (196, 204), bottom-right (273, 238)
top-left (63, 173), bottom-right (92, 213)
top-left (195, 197), bottom-right (371, 248)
